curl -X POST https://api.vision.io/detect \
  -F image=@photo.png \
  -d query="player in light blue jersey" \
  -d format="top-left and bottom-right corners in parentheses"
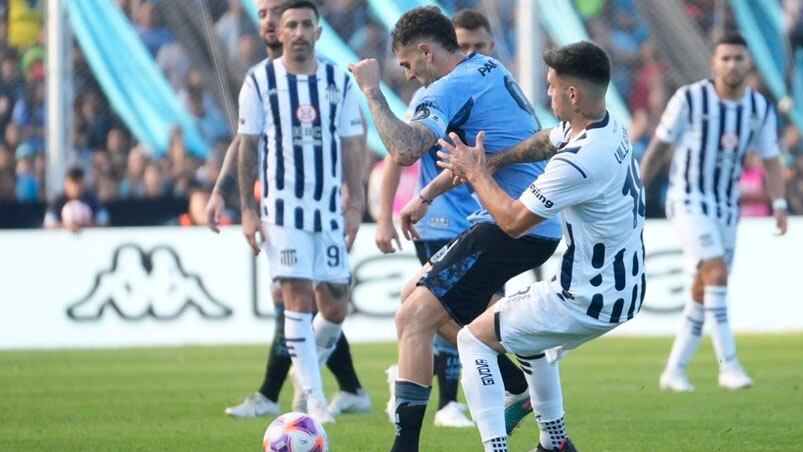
top-left (350, 7), bottom-right (560, 451)
top-left (374, 10), bottom-right (530, 430)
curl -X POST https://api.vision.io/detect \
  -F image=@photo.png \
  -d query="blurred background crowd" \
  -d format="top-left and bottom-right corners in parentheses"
top-left (0, 0), bottom-right (801, 228)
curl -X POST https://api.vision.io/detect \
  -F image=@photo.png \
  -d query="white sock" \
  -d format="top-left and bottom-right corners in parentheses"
top-left (284, 311), bottom-right (324, 399)
top-left (312, 314), bottom-right (342, 366)
top-left (517, 353), bottom-right (566, 449)
top-left (457, 328), bottom-right (506, 444)
top-left (666, 301), bottom-right (705, 371)
top-left (704, 286), bottom-right (738, 371)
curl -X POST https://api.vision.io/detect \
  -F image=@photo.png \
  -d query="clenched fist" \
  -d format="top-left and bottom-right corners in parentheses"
top-left (348, 58), bottom-right (382, 92)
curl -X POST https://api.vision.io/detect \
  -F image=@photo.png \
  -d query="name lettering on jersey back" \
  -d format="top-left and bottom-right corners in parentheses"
top-left (477, 60), bottom-right (498, 77)
top-left (614, 129), bottom-right (632, 164)
top-left (527, 184), bottom-right (554, 208)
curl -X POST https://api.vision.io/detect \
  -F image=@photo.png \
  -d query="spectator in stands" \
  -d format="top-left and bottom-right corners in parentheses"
top-left (75, 93), bottom-right (112, 151)
top-left (90, 151), bottom-right (120, 203)
top-left (349, 20), bottom-right (387, 61)
top-left (7, 0), bottom-right (43, 50)
top-left (134, 0), bottom-right (174, 56)
top-left (322, 0), bottom-right (368, 42)
top-left (215, 0), bottom-right (257, 61)
top-left (177, 185), bottom-right (231, 227)
top-left (14, 141), bottom-right (39, 201)
top-left (119, 145), bottom-right (149, 199)
top-left (186, 85), bottom-right (229, 145)
top-left (105, 127), bottom-right (130, 177)
top-left (194, 141), bottom-right (225, 189)
top-left (164, 127), bottom-right (201, 197)
top-left (44, 166), bottom-right (109, 232)
top-left (143, 161), bottom-right (167, 199)
top-left (0, 142), bottom-right (15, 200)
top-left (233, 34), bottom-right (263, 78)
top-left (4, 121), bottom-right (21, 152)
top-left (0, 51), bottom-right (24, 134)
top-left (12, 48), bottom-right (45, 152)
top-left (156, 41), bottom-right (191, 91)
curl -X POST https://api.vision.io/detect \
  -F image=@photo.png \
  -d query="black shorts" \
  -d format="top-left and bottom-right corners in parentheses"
top-left (413, 239), bottom-right (452, 265)
top-left (417, 222), bottom-right (559, 326)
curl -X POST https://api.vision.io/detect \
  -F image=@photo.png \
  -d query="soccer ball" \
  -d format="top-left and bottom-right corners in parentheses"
top-left (61, 199), bottom-right (92, 227)
top-left (263, 412), bottom-right (329, 452)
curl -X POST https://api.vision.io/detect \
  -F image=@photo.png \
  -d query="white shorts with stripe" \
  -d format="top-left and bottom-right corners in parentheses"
top-left (263, 223), bottom-right (351, 284)
top-left (667, 204), bottom-right (737, 272)
top-left (495, 281), bottom-right (618, 363)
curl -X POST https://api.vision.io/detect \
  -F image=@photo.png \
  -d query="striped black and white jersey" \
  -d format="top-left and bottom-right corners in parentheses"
top-left (519, 112), bottom-right (646, 324)
top-left (237, 56), bottom-right (364, 232)
top-left (656, 79), bottom-right (779, 225)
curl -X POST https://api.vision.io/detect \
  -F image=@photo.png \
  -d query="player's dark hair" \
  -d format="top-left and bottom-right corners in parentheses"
top-left (543, 41), bottom-right (610, 87)
top-left (279, 0), bottom-right (318, 21)
top-left (391, 6), bottom-right (459, 53)
top-left (452, 9), bottom-right (491, 34)
top-left (715, 32), bottom-right (747, 48)
top-left (66, 166), bottom-right (85, 182)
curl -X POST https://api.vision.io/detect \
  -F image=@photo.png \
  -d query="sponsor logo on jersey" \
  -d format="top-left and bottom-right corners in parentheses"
top-left (412, 103), bottom-right (432, 121)
top-left (296, 105), bottom-right (317, 123)
top-left (475, 359), bottom-right (495, 385)
top-left (528, 184), bottom-right (554, 208)
top-left (66, 244), bottom-right (231, 321)
top-left (720, 132), bottom-right (739, 150)
top-left (477, 59), bottom-right (498, 77)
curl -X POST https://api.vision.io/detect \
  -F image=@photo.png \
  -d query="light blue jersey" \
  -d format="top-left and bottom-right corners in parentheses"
top-left (411, 53), bottom-right (562, 240)
top-left (407, 88), bottom-right (478, 240)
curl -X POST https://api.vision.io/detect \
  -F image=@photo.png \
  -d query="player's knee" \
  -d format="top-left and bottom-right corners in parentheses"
top-left (399, 277), bottom-right (418, 304)
top-left (318, 300), bottom-right (347, 323)
top-left (700, 259), bottom-right (728, 286)
top-left (279, 278), bottom-right (315, 311)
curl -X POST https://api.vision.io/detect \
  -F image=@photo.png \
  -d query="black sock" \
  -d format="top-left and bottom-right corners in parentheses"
top-left (433, 337), bottom-right (460, 409)
top-left (498, 354), bottom-right (528, 395)
top-left (258, 304), bottom-right (292, 401)
top-left (325, 332), bottom-right (362, 394)
top-left (391, 381), bottom-right (431, 452)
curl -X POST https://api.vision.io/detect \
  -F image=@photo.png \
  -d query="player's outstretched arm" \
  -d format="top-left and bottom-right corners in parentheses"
top-left (349, 59), bottom-right (436, 166)
top-left (438, 132), bottom-right (543, 238)
top-left (238, 133), bottom-right (265, 254)
top-left (342, 135), bottom-right (366, 251)
top-left (375, 154), bottom-right (404, 253)
top-left (639, 138), bottom-right (674, 188)
top-left (485, 128), bottom-right (557, 172)
top-left (206, 136), bottom-right (241, 233)
top-left (762, 156), bottom-right (788, 235)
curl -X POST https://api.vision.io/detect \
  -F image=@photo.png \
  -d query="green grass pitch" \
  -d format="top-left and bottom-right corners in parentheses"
top-left (1, 335), bottom-right (801, 451)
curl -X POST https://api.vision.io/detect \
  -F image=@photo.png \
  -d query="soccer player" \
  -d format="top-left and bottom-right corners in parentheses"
top-left (438, 41), bottom-right (645, 452)
top-left (640, 33), bottom-right (788, 392)
top-left (236, 0), bottom-right (367, 424)
top-left (375, 9), bottom-right (528, 429)
top-left (349, 7), bottom-right (562, 450)
top-left (216, 0), bottom-right (369, 420)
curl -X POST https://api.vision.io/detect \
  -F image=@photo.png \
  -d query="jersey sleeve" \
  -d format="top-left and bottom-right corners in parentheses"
top-left (518, 156), bottom-right (594, 218)
top-left (753, 104), bottom-right (780, 158)
top-left (338, 76), bottom-right (365, 138)
top-left (654, 87), bottom-right (690, 145)
top-left (237, 72), bottom-right (265, 135)
top-left (409, 80), bottom-right (468, 139)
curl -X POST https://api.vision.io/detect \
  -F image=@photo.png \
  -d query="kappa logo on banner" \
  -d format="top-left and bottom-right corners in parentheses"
top-left (66, 244), bottom-right (232, 321)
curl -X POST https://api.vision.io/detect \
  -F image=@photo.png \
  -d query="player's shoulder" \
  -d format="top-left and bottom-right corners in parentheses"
top-left (554, 112), bottom-right (624, 175)
top-left (246, 57), bottom-right (271, 76)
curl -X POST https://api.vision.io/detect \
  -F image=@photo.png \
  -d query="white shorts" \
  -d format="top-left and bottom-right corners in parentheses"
top-left (495, 281), bottom-right (616, 362)
top-left (264, 223), bottom-right (351, 284)
top-left (668, 209), bottom-right (737, 272)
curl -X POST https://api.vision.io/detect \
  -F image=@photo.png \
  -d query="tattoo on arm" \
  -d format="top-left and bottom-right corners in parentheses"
top-left (486, 129), bottom-right (557, 171)
top-left (364, 88), bottom-right (436, 166)
top-left (639, 139), bottom-right (673, 187)
top-left (238, 134), bottom-right (260, 211)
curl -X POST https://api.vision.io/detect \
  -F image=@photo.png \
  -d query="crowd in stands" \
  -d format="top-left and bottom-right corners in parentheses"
top-left (0, 0), bottom-right (802, 229)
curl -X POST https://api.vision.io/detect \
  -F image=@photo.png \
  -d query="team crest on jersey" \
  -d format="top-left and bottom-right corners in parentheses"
top-left (326, 84), bottom-right (341, 104)
top-left (296, 105), bottom-right (317, 123)
top-left (720, 132), bottom-right (739, 150)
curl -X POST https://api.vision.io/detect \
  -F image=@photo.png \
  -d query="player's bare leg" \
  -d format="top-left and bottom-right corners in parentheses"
top-left (391, 286), bottom-right (451, 451)
top-left (699, 257), bottom-right (752, 389)
top-left (281, 278), bottom-right (333, 423)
